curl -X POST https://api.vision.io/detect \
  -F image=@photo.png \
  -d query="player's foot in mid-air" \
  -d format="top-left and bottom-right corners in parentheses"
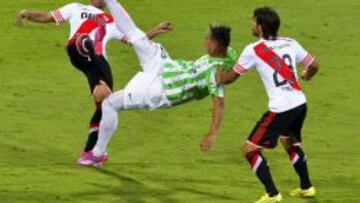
top-left (254, 193), bottom-right (282, 203)
top-left (290, 186), bottom-right (316, 197)
top-left (77, 151), bottom-right (108, 168)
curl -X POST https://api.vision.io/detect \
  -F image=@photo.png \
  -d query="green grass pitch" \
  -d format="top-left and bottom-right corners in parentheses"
top-left (1, 0), bottom-right (359, 202)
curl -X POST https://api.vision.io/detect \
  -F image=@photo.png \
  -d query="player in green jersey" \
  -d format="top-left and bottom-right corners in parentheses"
top-left (77, 0), bottom-right (237, 167)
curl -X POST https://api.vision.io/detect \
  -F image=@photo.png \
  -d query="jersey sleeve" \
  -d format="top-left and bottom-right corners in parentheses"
top-left (106, 23), bottom-right (130, 45)
top-left (51, 3), bottom-right (78, 25)
top-left (292, 40), bottom-right (315, 68)
top-left (233, 45), bottom-right (256, 76)
top-left (223, 47), bottom-right (238, 71)
top-left (208, 66), bottom-right (225, 98)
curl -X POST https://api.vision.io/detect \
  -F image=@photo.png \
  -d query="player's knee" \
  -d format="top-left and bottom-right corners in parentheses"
top-left (242, 143), bottom-right (259, 156)
top-left (93, 83), bottom-right (112, 102)
top-left (280, 136), bottom-right (293, 150)
top-left (93, 91), bottom-right (104, 103)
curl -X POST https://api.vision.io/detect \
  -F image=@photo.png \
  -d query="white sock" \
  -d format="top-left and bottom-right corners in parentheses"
top-left (104, 0), bottom-right (156, 65)
top-left (104, 0), bottom-right (145, 42)
top-left (92, 98), bottom-right (119, 157)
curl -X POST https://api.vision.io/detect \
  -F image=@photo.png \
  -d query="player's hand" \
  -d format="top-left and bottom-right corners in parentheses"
top-left (200, 133), bottom-right (217, 151)
top-left (15, 9), bottom-right (28, 27)
top-left (156, 22), bottom-right (173, 34)
top-left (301, 71), bottom-right (311, 81)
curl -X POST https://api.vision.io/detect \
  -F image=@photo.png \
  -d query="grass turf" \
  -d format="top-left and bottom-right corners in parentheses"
top-left (0, 0), bottom-right (359, 202)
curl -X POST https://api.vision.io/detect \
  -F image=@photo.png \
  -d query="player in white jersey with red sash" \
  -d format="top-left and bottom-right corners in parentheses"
top-left (16, 1), bottom-right (181, 162)
top-left (215, 7), bottom-right (320, 203)
top-left (15, 1), bottom-right (132, 161)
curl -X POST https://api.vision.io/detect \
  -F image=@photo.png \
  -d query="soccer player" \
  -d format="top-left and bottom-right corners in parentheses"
top-left (15, 1), bottom-right (177, 163)
top-left (215, 7), bottom-right (319, 203)
top-left (15, 0), bottom-right (130, 162)
top-left (77, 0), bottom-right (238, 167)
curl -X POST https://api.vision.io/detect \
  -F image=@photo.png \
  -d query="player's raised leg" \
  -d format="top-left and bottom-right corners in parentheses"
top-left (280, 136), bottom-right (315, 197)
top-left (104, 0), bottom-right (169, 68)
top-left (104, 0), bottom-right (144, 42)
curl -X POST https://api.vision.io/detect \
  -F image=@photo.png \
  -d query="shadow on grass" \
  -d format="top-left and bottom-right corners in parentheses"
top-left (97, 168), bottom-right (178, 203)
top-left (70, 167), bottom-right (237, 203)
top-left (172, 187), bottom-right (237, 201)
top-left (304, 197), bottom-right (318, 203)
top-left (69, 168), bottom-right (177, 203)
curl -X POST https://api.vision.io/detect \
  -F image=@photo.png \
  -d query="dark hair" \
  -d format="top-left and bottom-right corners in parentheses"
top-left (253, 7), bottom-right (280, 40)
top-left (209, 25), bottom-right (231, 49)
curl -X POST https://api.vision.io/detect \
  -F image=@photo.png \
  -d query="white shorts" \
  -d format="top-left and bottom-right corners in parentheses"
top-left (121, 37), bottom-right (172, 110)
top-left (122, 72), bottom-right (171, 110)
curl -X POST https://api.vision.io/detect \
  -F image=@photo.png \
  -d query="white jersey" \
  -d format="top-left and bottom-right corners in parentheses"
top-left (234, 37), bottom-right (315, 113)
top-left (51, 3), bottom-right (129, 57)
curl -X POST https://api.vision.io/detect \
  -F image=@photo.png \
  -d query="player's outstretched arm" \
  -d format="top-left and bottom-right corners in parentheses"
top-left (146, 22), bottom-right (173, 40)
top-left (200, 97), bottom-right (224, 151)
top-left (16, 9), bottom-right (55, 27)
top-left (301, 59), bottom-right (320, 81)
top-left (217, 68), bottom-right (240, 85)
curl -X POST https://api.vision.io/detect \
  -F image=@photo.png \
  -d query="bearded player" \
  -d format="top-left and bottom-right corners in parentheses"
top-left (215, 7), bottom-right (319, 203)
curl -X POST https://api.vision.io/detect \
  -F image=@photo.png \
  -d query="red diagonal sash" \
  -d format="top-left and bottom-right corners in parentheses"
top-left (68, 13), bottom-right (114, 45)
top-left (254, 42), bottom-right (302, 91)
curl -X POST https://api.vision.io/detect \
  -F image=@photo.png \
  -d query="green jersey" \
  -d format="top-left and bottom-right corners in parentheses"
top-left (162, 47), bottom-right (237, 105)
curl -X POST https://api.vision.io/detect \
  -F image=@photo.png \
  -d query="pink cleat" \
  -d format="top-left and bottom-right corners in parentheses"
top-left (77, 151), bottom-right (109, 168)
